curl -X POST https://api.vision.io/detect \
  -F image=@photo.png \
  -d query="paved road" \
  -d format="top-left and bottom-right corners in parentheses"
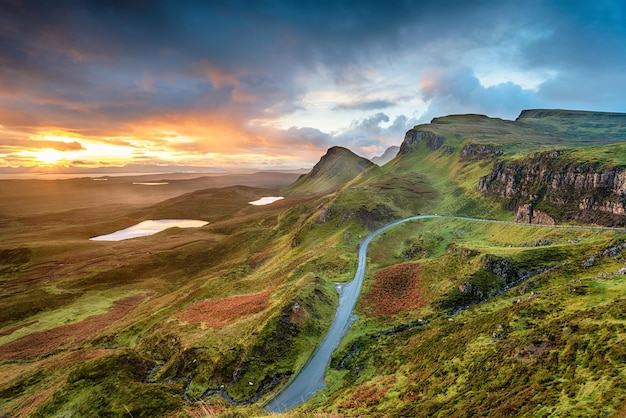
top-left (265, 215), bottom-right (441, 412)
top-left (264, 215), bottom-right (624, 412)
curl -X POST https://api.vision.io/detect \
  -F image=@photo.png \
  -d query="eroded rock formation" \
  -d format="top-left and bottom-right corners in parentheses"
top-left (478, 150), bottom-right (626, 226)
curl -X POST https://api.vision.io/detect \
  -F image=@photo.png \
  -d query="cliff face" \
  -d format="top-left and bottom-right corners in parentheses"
top-left (398, 130), bottom-right (444, 154)
top-left (460, 143), bottom-right (504, 161)
top-left (478, 150), bottom-right (626, 226)
top-left (397, 111), bottom-right (626, 226)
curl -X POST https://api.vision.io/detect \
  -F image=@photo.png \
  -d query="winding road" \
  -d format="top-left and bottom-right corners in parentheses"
top-left (264, 215), bottom-right (625, 412)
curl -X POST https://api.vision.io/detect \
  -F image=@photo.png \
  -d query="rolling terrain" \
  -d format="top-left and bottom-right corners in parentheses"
top-left (1, 109), bottom-right (626, 417)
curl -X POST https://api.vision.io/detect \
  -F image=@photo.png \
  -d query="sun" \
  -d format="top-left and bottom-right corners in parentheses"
top-left (30, 149), bottom-right (67, 165)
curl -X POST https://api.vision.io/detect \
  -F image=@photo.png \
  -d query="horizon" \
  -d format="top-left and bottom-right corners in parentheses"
top-left (1, 1), bottom-right (626, 170)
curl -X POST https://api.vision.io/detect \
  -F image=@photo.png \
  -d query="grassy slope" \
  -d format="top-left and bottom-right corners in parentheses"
top-left (0, 163), bottom-right (435, 417)
top-left (286, 146), bottom-right (377, 195)
top-left (0, 181), bottom-right (345, 416)
top-left (312, 219), bottom-right (626, 417)
top-left (3, 111), bottom-right (626, 417)
top-left (188, 111), bottom-right (626, 416)
top-left (282, 111), bottom-right (626, 417)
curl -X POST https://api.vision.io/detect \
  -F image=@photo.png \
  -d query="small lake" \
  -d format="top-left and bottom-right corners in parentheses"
top-left (248, 196), bottom-right (284, 206)
top-left (90, 219), bottom-right (208, 241)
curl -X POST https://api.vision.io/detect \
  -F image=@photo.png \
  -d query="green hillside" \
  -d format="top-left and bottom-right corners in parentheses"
top-left (2, 110), bottom-right (626, 417)
top-left (298, 109), bottom-right (626, 417)
top-left (286, 146), bottom-right (377, 194)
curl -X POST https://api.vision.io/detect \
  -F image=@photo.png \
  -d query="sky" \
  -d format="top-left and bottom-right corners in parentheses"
top-left (1, 0), bottom-right (625, 170)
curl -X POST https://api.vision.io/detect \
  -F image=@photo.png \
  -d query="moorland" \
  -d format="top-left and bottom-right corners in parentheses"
top-left (1, 109), bottom-right (626, 417)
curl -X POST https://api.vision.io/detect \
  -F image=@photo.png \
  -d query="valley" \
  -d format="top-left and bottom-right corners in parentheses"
top-left (1, 110), bottom-right (626, 417)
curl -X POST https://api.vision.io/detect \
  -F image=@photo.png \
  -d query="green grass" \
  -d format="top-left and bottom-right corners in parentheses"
top-left (0, 290), bottom-right (142, 346)
top-left (300, 215), bottom-right (626, 417)
top-left (3, 110), bottom-right (626, 417)
top-left (31, 351), bottom-right (183, 418)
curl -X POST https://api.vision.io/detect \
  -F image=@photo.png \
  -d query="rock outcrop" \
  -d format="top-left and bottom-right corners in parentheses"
top-left (460, 142), bottom-right (504, 161)
top-left (398, 130), bottom-right (444, 154)
top-left (478, 150), bottom-right (626, 226)
top-left (514, 204), bottom-right (556, 225)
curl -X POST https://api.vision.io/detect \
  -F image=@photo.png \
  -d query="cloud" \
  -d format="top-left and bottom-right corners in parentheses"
top-left (334, 100), bottom-right (396, 111)
top-left (332, 113), bottom-right (415, 157)
top-left (419, 66), bottom-right (540, 120)
top-left (1, 1), bottom-right (626, 168)
top-left (0, 138), bottom-right (85, 152)
top-left (244, 125), bottom-right (334, 154)
top-left (0, 0), bottom-right (529, 135)
top-left (517, 1), bottom-right (626, 112)
top-left (240, 112), bottom-right (413, 163)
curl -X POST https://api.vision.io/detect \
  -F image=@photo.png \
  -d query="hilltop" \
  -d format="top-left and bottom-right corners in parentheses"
top-left (286, 146), bottom-right (377, 194)
top-left (393, 109), bottom-right (626, 226)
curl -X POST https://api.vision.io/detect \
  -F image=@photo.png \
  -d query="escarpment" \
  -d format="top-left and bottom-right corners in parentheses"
top-left (399, 130), bottom-right (445, 154)
top-left (478, 151), bottom-right (626, 226)
top-left (460, 142), bottom-right (504, 161)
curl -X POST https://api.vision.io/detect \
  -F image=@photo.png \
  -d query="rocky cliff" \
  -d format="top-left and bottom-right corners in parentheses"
top-left (478, 150), bottom-right (626, 226)
top-left (398, 130), bottom-right (445, 154)
top-left (460, 142), bottom-right (504, 161)
top-left (397, 110), bottom-right (626, 226)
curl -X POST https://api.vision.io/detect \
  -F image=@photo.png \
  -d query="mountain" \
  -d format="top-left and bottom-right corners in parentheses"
top-left (286, 146), bottom-right (377, 194)
top-left (301, 110), bottom-right (626, 416)
top-left (371, 146), bottom-right (400, 166)
top-left (395, 109), bottom-right (626, 226)
top-left (3, 109), bottom-right (626, 417)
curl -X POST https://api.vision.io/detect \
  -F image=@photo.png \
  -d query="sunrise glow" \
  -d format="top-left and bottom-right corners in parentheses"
top-left (29, 149), bottom-right (68, 165)
top-left (0, 2), bottom-right (624, 174)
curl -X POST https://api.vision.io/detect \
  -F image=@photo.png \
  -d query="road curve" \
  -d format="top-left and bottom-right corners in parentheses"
top-left (265, 215), bottom-right (441, 412)
top-left (264, 215), bottom-right (624, 412)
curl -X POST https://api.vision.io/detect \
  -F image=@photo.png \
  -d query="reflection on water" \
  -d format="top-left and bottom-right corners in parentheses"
top-left (248, 196), bottom-right (284, 205)
top-left (90, 219), bottom-right (208, 241)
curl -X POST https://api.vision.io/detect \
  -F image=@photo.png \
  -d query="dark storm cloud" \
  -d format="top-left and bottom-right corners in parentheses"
top-left (519, 1), bottom-right (626, 110)
top-left (0, 0), bottom-right (523, 131)
top-left (523, 1), bottom-right (626, 70)
top-left (408, 1), bottom-right (626, 119)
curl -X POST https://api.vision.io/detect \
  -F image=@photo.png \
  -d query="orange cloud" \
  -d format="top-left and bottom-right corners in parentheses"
top-left (0, 138), bottom-right (85, 152)
top-left (195, 60), bottom-right (239, 89)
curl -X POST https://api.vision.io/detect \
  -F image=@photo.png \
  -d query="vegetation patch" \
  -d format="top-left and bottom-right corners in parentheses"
top-left (178, 288), bottom-right (274, 328)
top-left (31, 351), bottom-right (182, 417)
top-left (0, 294), bottom-right (147, 361)
top-left (360, 263), bottom-right (425, 317)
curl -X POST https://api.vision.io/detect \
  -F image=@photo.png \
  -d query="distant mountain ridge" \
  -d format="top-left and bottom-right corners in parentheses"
top-left (371, 146), bottom-right (400, 166)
